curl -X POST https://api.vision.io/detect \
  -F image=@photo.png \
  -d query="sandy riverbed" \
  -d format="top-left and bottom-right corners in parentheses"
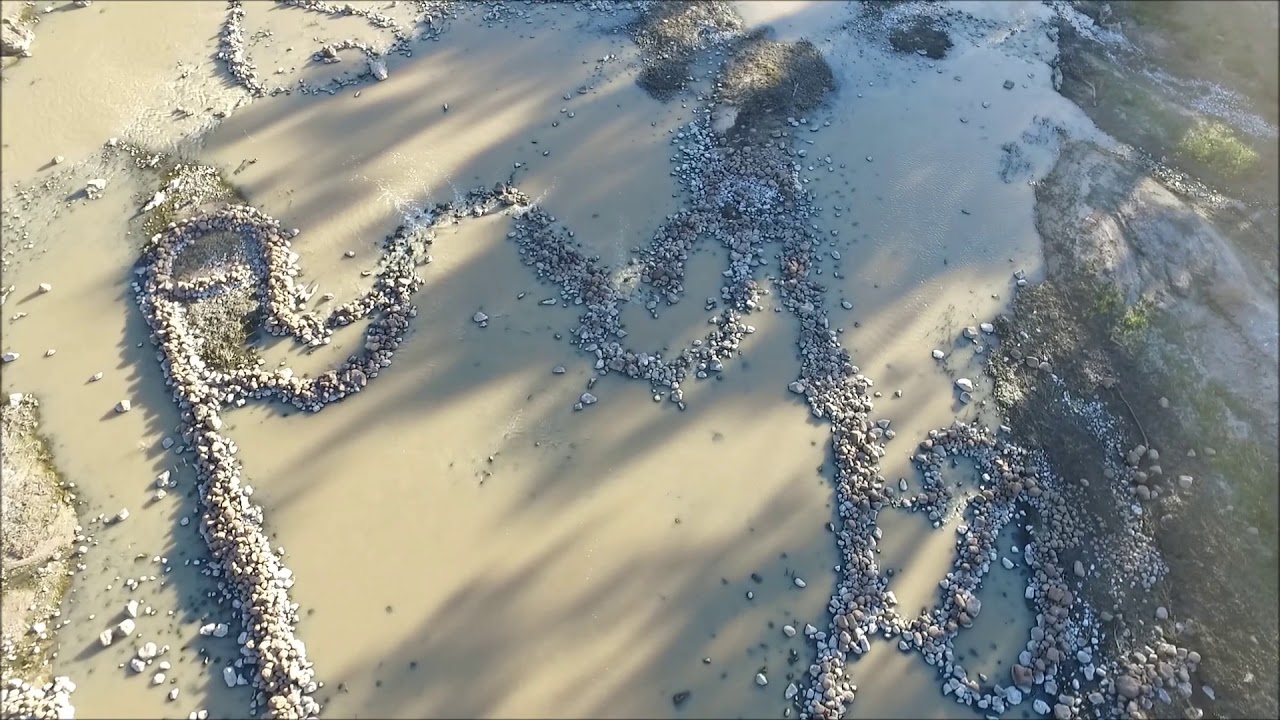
top-left (1, 1), bottom-right (1273, 719)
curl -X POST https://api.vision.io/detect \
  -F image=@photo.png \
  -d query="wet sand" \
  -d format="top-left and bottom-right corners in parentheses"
top-left (1, 1), bottom-right (1135, 718)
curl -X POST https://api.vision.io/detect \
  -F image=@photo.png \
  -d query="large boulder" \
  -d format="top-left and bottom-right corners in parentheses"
top-left (1, 17), bottom-right (34, 58)
top-left (1115, 673), bottom-right (1143, 700)
top-left (1011, 663), bottom-right (1034, 690)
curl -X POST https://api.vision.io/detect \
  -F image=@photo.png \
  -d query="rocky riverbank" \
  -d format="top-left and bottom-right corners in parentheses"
top-left (0, 394), bottom-right (78, 719)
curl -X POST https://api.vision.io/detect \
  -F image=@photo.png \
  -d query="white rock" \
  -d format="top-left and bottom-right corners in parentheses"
top-left (1005, 687), bottom-right (1023, 705)
top-left (31, 621), bottom-right (46, 635)
top-left (472, 311), bottom-right (488, 323)
top-left (955, 378), bottom-right (974, 392)
top-left (932, 349), bottom-right (945, 359)
top-left (7, 393), bottom-right (22, 407)
top-left (579, 392), bottom-right (597, 406)
top-left (126, 600), bottom-right (140, 618)
top-left (198, 623), bottom-right (216, 637)
top-left (788, 381), bottom-right (806, 394)
top-left (138, 641), bottom-right (158, 660)
top-left (115, 508), bottom-right (130, 522)
top-left (116, 618), bottom-right (135, 637)
top-left (212, 623), bottom-right (229, 638)
top-left (785, 682), bottom-right (799, 700)
top-left (793, 577), bottom-right (806, 588)
top-left (755, 673), bottom-right (768, 687)
top-left (222, 667), bottom-right (237, 688)
top-left (115, 399), bottom-right (132, 413)
top-left (782, 625), bottom-right (796, 637)
top-left (168, 688), bottom-right (180, 701)
top-left (979, 322), bottom-right (995, 333)
top-left (128, 658), bottom-right (146, 673)
top-left (2, 352), bottom-right (19, 363)
top-left (369, 57), bottom-right (388, 80)
top-left (99, 629), bottom-right (114, 647)
top-left (152, 672), bottom-right (166, 685)
top-left (38, 282), bottom-right (52, 293)
top-left (1002, 557), bottom-right (1014, 570)
top-left (90, 372), bottom-right (103, 382)
top-left (1033, 698), bottom-right (1049, 715)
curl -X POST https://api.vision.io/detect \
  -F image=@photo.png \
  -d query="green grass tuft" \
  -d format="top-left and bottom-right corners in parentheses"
top-left (1176, 120), bottom-right (1260, 177)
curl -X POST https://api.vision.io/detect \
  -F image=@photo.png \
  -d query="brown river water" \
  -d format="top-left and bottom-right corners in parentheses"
top-left (0, 1), bottom-right (1116, 717)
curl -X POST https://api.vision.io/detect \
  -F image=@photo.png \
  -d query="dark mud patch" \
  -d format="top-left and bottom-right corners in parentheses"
top-left (717, 31), bottom-right (835, 141)
top-left (888, 15), bottom-right (952, 59)
top-left (171, 231), bottom-right (250, 281)
top-left (627, 1), bottom-right (742, 102)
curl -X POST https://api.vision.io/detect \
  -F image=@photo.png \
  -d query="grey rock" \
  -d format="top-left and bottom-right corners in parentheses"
top-left (1, 17), bottom-right (34, 57)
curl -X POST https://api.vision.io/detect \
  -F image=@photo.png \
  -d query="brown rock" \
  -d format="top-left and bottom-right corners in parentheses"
top-left (1012, 664), bottom-right (1034, 690)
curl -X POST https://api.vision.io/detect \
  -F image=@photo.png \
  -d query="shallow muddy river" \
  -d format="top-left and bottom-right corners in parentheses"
top-left (1, 1), bottom-right (1124, 718)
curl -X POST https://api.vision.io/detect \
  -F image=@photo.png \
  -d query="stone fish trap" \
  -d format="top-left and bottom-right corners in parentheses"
top-left (130, 168), bottom-right (786, 716)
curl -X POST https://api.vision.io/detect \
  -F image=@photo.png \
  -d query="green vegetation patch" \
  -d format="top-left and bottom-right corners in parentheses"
top-left (1176, 120), bottom-right (1260, 178)
top-left (182, 288), bottom-right (262, 375)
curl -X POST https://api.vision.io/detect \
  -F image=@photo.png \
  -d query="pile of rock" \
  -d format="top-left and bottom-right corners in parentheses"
top-left (0, 676), bottom-right (76, 720)
top-left (215, 1), bottom-right (265, 97)
top-left (282, 0), bottom-right (402, 31)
